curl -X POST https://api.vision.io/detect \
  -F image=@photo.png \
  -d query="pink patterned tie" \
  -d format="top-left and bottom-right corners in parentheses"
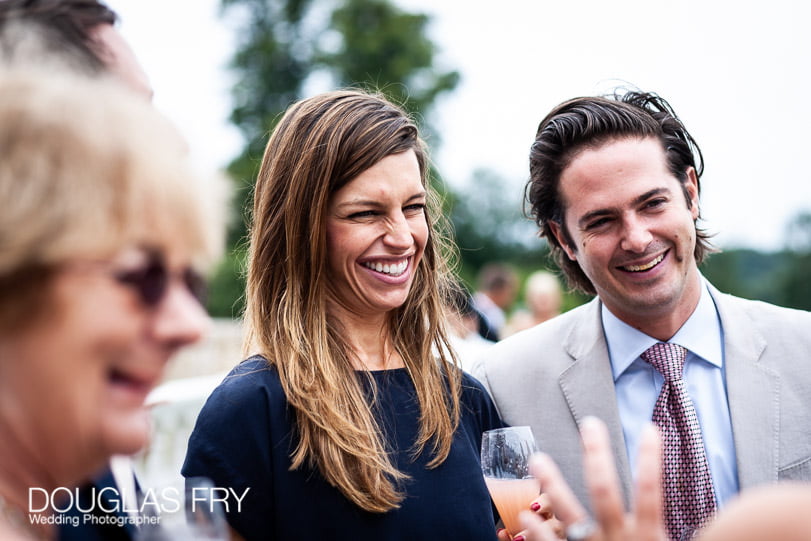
top-left (641, 343), bottom-right (716, 541)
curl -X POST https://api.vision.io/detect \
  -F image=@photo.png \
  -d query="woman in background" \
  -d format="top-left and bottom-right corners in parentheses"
top-left (183, 90), bottom-right (516, 540)
top-left (0, 68), bottom-right (225, 539)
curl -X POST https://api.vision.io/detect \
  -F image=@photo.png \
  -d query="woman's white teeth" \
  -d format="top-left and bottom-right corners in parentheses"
top-left (625, 253), bottom-right (664, 272)
top-left (365, 260), bottom-right (407, 276)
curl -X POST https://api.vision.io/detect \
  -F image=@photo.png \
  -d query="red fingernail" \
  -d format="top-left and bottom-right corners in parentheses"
top-left (513, 536), bottom-right (526, 541)
top-left (530, 502), bottom-right (541, 511)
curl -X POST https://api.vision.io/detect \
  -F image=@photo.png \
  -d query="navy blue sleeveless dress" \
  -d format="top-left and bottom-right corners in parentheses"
top-left (182, 356), bottom-right (503, 540)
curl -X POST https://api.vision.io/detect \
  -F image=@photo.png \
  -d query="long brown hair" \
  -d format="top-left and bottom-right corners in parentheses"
top-left (244, 89), bottom-right (461, 512)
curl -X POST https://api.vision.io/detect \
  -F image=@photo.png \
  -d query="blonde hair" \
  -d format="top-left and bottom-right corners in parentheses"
top-left (244, 89), bottom-right (462, 512)
top-left (0, 67), bottom-right (227, 327)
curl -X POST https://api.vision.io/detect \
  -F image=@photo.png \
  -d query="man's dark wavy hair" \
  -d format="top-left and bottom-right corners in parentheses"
top-left (525, 90), bottom-right (714, 295)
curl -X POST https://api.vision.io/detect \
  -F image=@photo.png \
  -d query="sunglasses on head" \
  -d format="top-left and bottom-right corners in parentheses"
top-left (112, 251), bottom-right (207, 308)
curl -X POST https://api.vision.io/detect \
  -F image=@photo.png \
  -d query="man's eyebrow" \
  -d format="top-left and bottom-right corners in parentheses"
top-left (633, 187), bottom-right (670, 205)
top-left (577, 207), bottom-right (614, 229)
top-left (576, 188), bottom-right (671, 229)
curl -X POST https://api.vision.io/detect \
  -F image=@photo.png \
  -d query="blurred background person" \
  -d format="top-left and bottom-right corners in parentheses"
top-left (182, 90), bottom-right (515, 540)
top-left (445, 286), bottom-right (494, 372)
top-left (0, 68), bottom-right (224, 539)
top-left (503, 270), bottom-right (563, 337)
top-left (471, 262), bottom-right (519, 341)
top-left (0, 0), bottom-right (151, 100)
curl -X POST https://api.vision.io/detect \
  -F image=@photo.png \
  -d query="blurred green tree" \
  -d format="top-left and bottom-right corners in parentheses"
top-left (321, 0), bottom-right (458, 138)
top-left (701, 248), bottom-right (788, 304)
top-left (777, 211), bottom-right (811, 310)
top-left (208, 0), bottom-right (459, 317)
top-left (446, 168), bottom-right (592, 312)
top-left (700, 210), bottom-right (811, 310)
top-left (449, 168), bottom-right (543, 278)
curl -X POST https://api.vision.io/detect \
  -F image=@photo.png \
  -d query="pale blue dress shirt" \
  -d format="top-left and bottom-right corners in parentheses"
top-left (602, 281), bottom-right (740, 507)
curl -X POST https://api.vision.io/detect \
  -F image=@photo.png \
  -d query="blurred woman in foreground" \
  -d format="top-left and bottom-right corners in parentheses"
top-left (0, 68), bottom-right (225, 539)
top-left (183, 90), bottom-right (509, 540)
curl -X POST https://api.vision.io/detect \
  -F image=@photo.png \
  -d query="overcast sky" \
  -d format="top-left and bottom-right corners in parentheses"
top-left (109, 0), bottom-right (811, 251)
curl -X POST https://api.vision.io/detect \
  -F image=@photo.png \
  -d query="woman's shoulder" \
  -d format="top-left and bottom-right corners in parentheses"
top-left (458, 369), bottom-right (503, 430)
top-left (188, 355), bottom-right (290, 451)
top-left (459, 369), bottom-right (491, 400)
top-left (198, 355), bottom-right (286, 416)
top-left (216, 355), bottom-right (282, 391)
top-left (182, 357), bottom-right (286, 499)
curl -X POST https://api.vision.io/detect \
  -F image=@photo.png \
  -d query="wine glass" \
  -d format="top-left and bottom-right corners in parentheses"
top-left (481, 426), bottom-right (540, 537)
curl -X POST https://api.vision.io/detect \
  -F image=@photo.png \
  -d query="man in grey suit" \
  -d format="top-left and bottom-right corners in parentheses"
top-left (472, 90), bottom-right (811, 538)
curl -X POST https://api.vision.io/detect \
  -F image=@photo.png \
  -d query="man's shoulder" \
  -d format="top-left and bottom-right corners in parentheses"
top-left (470, 299), bottom-right (599, 380)
top-left (708, 288), bottom-right (811, 360)
top-left (495, 298), bottom-right (597, 349)
top-left (712, 288), bottom-right (811, 331)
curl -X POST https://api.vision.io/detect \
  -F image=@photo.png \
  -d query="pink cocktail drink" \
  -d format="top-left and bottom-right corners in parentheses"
top-left (480, 426), bottom-right (539, 537)
top-left (484, 476), bottom-right (540, 536)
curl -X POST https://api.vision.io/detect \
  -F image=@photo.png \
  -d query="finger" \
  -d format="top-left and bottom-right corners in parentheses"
top-left (531, 493), bottom-right (554, 519)
top-left (530, 453), bottom-right (589, 525)
top-left (496, 527), bottom-right (512, 541)
top-left (543, 516), bottom-right (567, 539)
top-left (580, 416), bottom-right (625, 535)
top-left (518, 510), bottom-right (558, 541)
top-left (632, 423), bottom-right (665, 540)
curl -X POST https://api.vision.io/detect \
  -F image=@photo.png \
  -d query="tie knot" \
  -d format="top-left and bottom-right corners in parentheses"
top-left (641, 342), bottom-right (687, 382)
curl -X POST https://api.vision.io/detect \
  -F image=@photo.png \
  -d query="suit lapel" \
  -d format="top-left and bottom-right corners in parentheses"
top-left (558, 298), bottom-right (634, 504)
top-left (553, 286), bottom-right (780, 503)
top-left (710, 287), bottom-right (779, 487)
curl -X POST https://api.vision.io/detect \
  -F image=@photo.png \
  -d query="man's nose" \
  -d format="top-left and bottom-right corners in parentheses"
top-left (620, 216), bottom-right (653, 253)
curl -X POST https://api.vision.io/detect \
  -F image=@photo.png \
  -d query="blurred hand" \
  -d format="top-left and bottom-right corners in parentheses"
top-left (495, 493), bottom-right (565, 541)
top-left (697, 483), bottom-right (811, 541)
top-left (517, 416), bottom-right (667, 541)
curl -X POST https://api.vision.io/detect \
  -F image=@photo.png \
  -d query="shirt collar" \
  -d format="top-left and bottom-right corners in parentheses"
top-left (602, 279), bottom-right (723, 381)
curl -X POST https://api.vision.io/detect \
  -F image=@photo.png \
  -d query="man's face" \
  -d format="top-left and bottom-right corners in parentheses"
top-left (91, 23), bottom-right (152, 100)
top-left (550, 136), bottom-right (702, 332)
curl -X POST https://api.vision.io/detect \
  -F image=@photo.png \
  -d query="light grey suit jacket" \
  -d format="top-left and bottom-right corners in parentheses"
top-left (470, 284), bottom-right (811, 510)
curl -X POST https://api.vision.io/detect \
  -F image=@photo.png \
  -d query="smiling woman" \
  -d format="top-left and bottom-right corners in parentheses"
top-left (0, 67), bottom-right (226, 539)
top-left (182, 89), bottom-right (506, 541)
top-left (326, 150), bottom-right (429, 319)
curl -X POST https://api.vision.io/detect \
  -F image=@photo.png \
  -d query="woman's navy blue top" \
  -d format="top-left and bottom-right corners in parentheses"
top-left (182, 356), bottom-right (503, 540)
